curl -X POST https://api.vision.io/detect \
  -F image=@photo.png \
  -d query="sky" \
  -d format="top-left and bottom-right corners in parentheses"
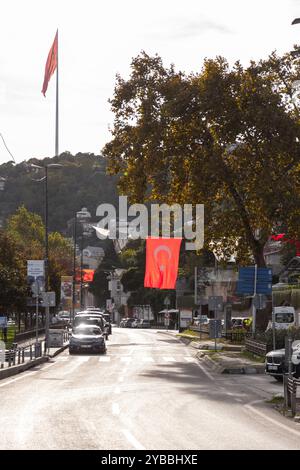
top-left (1, 0), bottom-right (300, 163)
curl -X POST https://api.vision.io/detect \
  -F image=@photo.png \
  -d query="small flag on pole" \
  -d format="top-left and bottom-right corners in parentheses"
top-left (42, 30), bottom-right (58, 97)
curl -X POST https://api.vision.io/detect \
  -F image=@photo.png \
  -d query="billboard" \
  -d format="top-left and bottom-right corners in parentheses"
top-left (61, 276), bottom-right (73, 300)
top-left (27, 260), bottom-right (45, 295)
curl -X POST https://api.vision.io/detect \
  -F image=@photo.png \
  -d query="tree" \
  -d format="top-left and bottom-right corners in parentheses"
top-left (103, 51), bottom-right (300, 267)
top-left (6, 206), bottom-right (73, 304)
top-left (0, 231), bottom-right (27, 312)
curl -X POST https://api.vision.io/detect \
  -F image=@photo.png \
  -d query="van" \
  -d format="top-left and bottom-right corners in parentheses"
top-left (266, 306), bottom-right (299, 331)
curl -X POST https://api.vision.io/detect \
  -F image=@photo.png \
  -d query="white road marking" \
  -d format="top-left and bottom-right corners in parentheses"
top-left (112, 403), bottom-right (120, 416)
top-left (114, 386), bottom-right (121, 394)
top-left (141, 357), bottom-right (154, 362)
top-left (244, 399), bottom-right (300, 438)
top-left (184, 356), bottom-right (196, 362)
top-left (122, 429), bottom-right (145, 450)
top-left (99, 356), bottom-right (111, 362)
top-left (121, 357), bottom-right (132, 363)
top-left (163, 356), bottom-right (176, 362)
top-left (118, 376), bottom-right (124, 382)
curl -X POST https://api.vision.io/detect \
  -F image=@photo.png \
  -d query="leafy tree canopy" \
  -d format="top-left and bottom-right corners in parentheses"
top-left (103, 51), bottom-right (300, 267)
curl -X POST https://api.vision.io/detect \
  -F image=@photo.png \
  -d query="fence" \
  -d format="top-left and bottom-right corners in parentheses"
top-left (245, 338), bottom-right (268, 356)
top-left (0, 341), bottom-right (44, 370)
top-left (284, 375), bottom-right (300, 416)
top-left (224, 330), bottom-right (252, 344)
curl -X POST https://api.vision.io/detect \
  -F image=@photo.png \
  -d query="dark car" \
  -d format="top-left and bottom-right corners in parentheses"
top-left (69, 325), bottom-right (106, 354)
top-left (136, 319), bottom-right (151, 328)
top-left (265, 348), bottom-right (300, 381)
top-left (265, 348), bottom-right (286, 381)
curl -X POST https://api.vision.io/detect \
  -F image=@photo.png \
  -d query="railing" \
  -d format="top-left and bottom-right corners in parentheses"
top-left (245, 338), bottom-right (267, 356)
top-left (0, 341), bottom-right (44, 370)
top-left (284, 375), bottom-right (300, 416)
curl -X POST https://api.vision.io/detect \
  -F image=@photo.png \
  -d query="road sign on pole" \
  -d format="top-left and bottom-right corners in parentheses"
top-left (237, 267), bottom-right (272, 295)
top-left (208, 296), bottom-right (223, 311)
top-left (209, 319), bottom-right (222, 339)
top-left (253, 294), bottom-right (267, 309)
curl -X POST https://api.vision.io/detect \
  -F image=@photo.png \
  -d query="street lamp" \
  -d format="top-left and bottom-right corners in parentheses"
top-left (29, 163), bottom-right (63, 350)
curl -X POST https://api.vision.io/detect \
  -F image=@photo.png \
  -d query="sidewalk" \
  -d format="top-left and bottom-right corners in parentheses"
top-left (0, 340), bottom-right (69, 381)
top-left (161, 330), bottom-right (265, 375)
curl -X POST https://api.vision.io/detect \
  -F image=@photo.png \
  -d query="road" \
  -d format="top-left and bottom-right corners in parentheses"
top-left (0, 328), bottom-right (300, 450)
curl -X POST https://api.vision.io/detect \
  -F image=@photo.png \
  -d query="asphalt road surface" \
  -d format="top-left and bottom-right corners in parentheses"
top-left (1, 328), bottom-right (300, 450)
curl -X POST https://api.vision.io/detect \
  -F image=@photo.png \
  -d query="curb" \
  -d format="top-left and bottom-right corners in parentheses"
top-left (0, 356), bottom-right (49, 381)
top-left (197, 352), bottom-right (225, 373)
top-left (47, 343), bottom-right (69, 358)
top-left (196, 351), bottom-right (265, 375)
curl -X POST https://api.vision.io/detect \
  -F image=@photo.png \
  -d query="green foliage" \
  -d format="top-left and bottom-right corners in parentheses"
top-left (0, 230), bottom-right (27, 312)
top-left (4, 207), bottom-right (73, 307)
top-left (0, 153), bottom-right (119, 233)
top-left (104, 51), bottom-right (300, 267)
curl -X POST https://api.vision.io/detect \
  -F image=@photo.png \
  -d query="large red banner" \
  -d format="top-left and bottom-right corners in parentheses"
top-left (42, 30), bottom-right (58, 96)
top-left (144, 238), bottom-right (182, 289)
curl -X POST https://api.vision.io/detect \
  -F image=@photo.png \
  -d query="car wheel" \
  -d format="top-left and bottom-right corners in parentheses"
top-left (274, 376), bottom-right (283, 382)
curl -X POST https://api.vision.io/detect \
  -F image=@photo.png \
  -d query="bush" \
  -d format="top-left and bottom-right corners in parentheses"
top-left (256, 327), bottom-right (300, 349)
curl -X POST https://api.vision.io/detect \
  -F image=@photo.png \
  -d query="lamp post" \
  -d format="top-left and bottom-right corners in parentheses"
top-left (30, 163), bottom-right (63, 351)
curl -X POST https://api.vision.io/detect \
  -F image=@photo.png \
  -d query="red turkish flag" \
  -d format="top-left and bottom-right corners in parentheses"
top-left (144, 238), bottom-right (182, 289)
top-left (75, 269), bottom-right (95, 283)
top-left (42, 30), bottom-right (58, 96)
top-left (270, 233), bottom-right (286, 241)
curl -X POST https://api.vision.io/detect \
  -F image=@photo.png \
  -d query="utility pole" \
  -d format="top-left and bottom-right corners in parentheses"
top-left (44, 166), bottom-right (50, 352)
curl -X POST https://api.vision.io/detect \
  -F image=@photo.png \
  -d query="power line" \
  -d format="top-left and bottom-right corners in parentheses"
top-left (0, 133), bottom-right (16, 163)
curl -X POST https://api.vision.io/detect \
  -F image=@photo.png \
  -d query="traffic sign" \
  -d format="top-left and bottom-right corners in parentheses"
top-left (208, 296), bottom-right (223, 311)
top-left (0, 316), bottom-right (7, 328)
top-left (41, 292), bottom-right (56, 307)
top-left (209, 319), bottom-right (222, 339)
top-left (237, 267), bottom-right (272, 295)
top-left (253, 294), bottom-right (267, 309)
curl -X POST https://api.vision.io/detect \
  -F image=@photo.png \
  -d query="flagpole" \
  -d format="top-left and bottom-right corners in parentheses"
top-left (55, 29), bottom-right (59, 157)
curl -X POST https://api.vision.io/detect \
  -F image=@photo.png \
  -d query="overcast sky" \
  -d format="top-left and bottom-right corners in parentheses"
top-left (0, 0), bottom-right (300, 163)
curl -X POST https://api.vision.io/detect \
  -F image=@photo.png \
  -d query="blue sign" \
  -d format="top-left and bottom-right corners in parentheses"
top-left (237, 267), bottom-right (272, 295)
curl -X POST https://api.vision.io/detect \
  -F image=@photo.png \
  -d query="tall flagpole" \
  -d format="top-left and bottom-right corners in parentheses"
top-left (55, 29), bottom-right (59, 157)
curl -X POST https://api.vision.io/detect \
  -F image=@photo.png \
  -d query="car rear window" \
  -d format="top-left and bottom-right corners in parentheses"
top-left (74, 327), bottom-right (101, 335)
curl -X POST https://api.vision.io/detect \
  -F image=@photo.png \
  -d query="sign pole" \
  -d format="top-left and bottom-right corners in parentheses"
top-left (252, 264), bottom-right (257, 337)
top-left (194, 266), bottom-right (198, 306)
top-left (36, 279), bottom-right (39, 346)
top-left (214, 303), bottom-right (217, 352)
top-left (272, 290), bottom-right (276, 351)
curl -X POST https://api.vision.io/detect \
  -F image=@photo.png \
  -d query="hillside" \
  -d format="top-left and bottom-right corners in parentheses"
top-left (0, 152), bottom-right (119, 235)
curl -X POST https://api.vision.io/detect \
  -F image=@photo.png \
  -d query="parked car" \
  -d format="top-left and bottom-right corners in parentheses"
top-left (131, 319), bottom-right (141, 328)
top-left (57, 311), bottom-right (71, 323)
top-left (120, 318), bottom-right (137, 328)
top-left (73, 313), bottom-right (109, 338)
top-left (265, 348), bottom-right (286, 381)
top-left (137, 319), bottom-right (151, 328)
top-left (69, 325), bottom-right (106, 354)
top-left (265, 344), bottom-right (300, 381)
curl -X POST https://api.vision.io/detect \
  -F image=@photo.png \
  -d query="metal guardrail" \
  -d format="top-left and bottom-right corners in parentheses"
top-left (1, 341), bottom-right (43, 370)
top-left (284, 375), bottom-right (300, 416)
top-left (245, 338), bottom-right (267, 356)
